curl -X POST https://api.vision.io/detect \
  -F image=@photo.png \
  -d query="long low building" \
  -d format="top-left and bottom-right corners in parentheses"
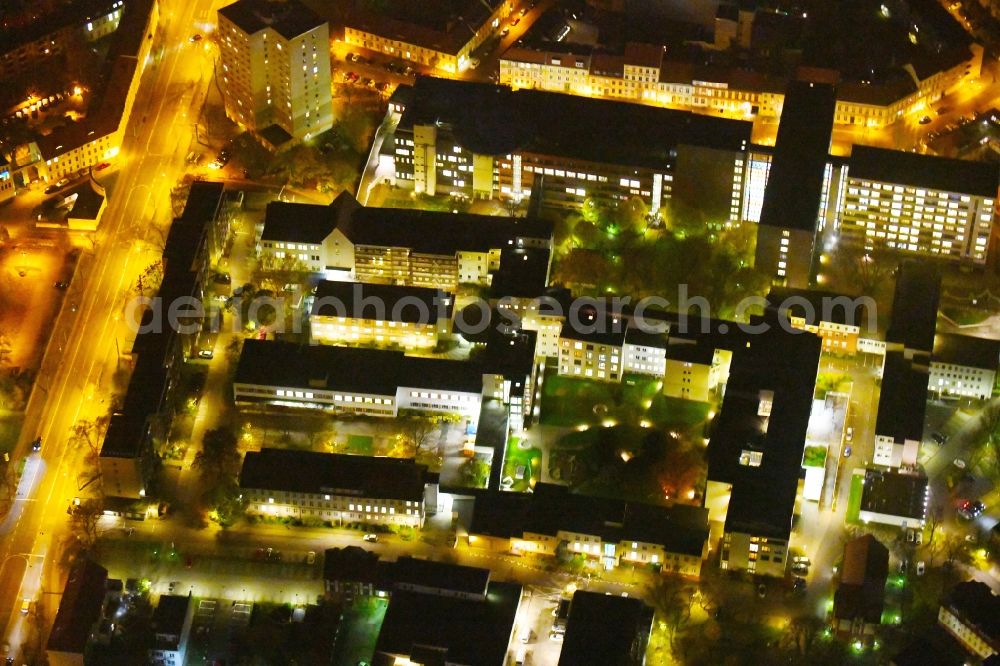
top-left (309, 280), bottom-right (454, 350)
top-left (239, 448), bottom-right (432, 527)
top-left (930, 333), bottom-right (999, 400)
top-left (467, 483), bottom-right (709, 577)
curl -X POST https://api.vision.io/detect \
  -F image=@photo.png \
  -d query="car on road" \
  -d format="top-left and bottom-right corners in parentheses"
top-left (20, 598), bottom-right (30, 614)
top-left (360, 77), bottom-right (372, 87)
top-left (845, 426), bottom-right (853, 441)
top-left (953, 458), bottom-right (966, 469)
top-left (791, 563), bottom-right (809, 576)
top-left (916, 561), bottom-right (926, 576)
top-left (931, 431), bottom-right (948, 444)
top-left (958, 500), bottom-right (985, 519)
top-left (347, 53), bottom-right (360, 62)
top-left (54, 281), bottom-right (69, 289)
top-left (792, 577), bottom-right (807, 594)
top-left (363, 533), bottom-right (378, 542)
top-left (792, 555), bottom-right (810, 565)
top-left (31, 437), bottom-right (41, 452)
top-left (757, 583), bottom-right (767, 598)
top-left (511, 17), bottom-right (521, 26)
top-left (95, 161), bottom-right (111, 170)
top-left (843, 445), bottom-right (852, 458)
top-left (190, 33), bottom-right (202, 42)
top-left (307, 551), bottom-right (316, 564)
top-left (44, 178), bottom-right (70, 194)
top-left (197, 349), bottom-right (214, 359)
top-left (501, 28), bottom-right (510, 37)
top-left (919, 115), bottom-right (932, 124)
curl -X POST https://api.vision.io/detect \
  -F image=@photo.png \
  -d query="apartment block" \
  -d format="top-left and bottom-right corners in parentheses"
top-left (558, 592), bottom-right (654, 666)
top-left (838, 146), bottom-right (998, 264)
top-left (309, 280), bottom-right (453, 350)
top-left (662, 340), bottom-right (731, 403)
top-left (706, 322), bottom-right (822, 577)
top-left (257, 191), bottom-right (552, 290)
top-left (938, 581), bottom-right (1000, 661)
top-left (754, 81), bottom-right (837, 287)
top-left (46, 560), bottom-right (114, 666)
top-left (217, 0), bottom-right (333, 146)
top-left (149, 595), bottom-right (194, 666)
top-left (467, 484), bottom-right (709, 578)
top-left (339, 0), bottom-right (512, 74)
top-left (930, 333), bottom-right (999, 400)
top-left (556, 310), bottom-right (671, 382)
top-left (385, 77), bottom-right (752, 216)
top-left (833, 535), bottom-right (889, 640)
top-left (239, 448), bottom-right (432, 527)
top-left (857, 468), bottom-right (929, 529)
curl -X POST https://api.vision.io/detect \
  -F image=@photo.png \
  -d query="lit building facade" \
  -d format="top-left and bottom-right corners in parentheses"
top-left (217, 0), bottom-right (333, 145)
top-left (837, 146), bottom-right (997, 264)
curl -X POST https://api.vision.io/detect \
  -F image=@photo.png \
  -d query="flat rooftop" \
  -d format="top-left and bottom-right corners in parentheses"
top-left (392, 557), bottom-right (490, 597)
top-left (219, 0), bottom-right (326, 39)
top-left (311, 280), bottom-right (453, 323)
top-left (47, 559), bottom-right (109, 654)
top-left (887, 261), bottom-right (941, 353)
top-left (558, 591), bottom-right (654, 666)
top-left (765, 287), bottom-right (866, 328)
top-left (849, 145), bottom-right (998, 198)
top-left (933, 333), bottom-right (1000, 371)
top-left (860, 468), bottom-right (928, 521)
top-left (239, 448), bottom-right (428, 501)
top-left (758, 80), bottom-right (837, 233)
top-left (395, 77), bottom-right (752, 169)
top-left (875, 351), bottom-right (928, 445)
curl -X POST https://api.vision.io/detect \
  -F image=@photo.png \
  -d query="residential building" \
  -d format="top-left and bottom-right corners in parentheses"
top-left (662, 339), bottom-right (731, 402)
top-left (338, 0), bottom-right (513, 74)
top-left (384, 76), bottom-right (752, 216)
top-left (706, 322), bottom-right (823, 577)
top-left (99, 182), bottom-right (226, 499)
top-left (938, 581), bottom-right (1000, 661)
top-left (217, 0), bottom-right (333, 146)
top-left (556, 309), bottom-right (671, 382)
top-left (931, 333), bottom-right (999, 400)
top-left (558, 591), bottom-right (654, 666)
top-left (149, 594), bottom-right (195, 666)
top-left (239, 448), bottom-right (432, 527)
top-left (838, 146), bottom-right (998, 265)
top-left (374, 580), bottom-right (523, 666)
top-left (391, 556), bottom-right (492, 601)
top-left (754, 80), bottom-right (837, 287)
top-left (857, 468), bottom-right (929, 529)
top-left (765, 287), bottom-right (866, 354)
top-left (467, 484), bottom-right (709, 578)
top-left (874, 262), bottom-right (940, 467)
top-left (256, 191), bottom-right (553, 290)
top-left (322, 546), bottom-right (387, 598)
top-left (833, 535), bottom-right (890, 640)
top-left (46, 560), bottom-right (112, 666)
top-left (31, 0), bottom-right (158, 183)
top-left (499, 4), bottom-right (979, 132)
top-left (309, 280), bottom-right (454, 350)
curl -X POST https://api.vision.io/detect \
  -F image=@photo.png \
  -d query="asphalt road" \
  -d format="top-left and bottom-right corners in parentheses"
top-left (0, 0), bottom-right (220, 658)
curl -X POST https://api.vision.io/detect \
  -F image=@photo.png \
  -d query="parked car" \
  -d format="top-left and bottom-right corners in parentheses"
top-left (95, 161), bottom-right (111, 170)
top-left (190, 33), bottom-right (203, 42)
top-left (931, 431), bottom-right (948, 444)
top-left (363, 533), bottom-right (378, 542)
top-left (44, 178), bottom-right (70, 194)
top-left (916, 561), bottom-right (926, 576)
top-left (54, 281), bottom-right (69, 290)
top-left (843, 445), bottom-right (852, 458)
top-left (845, 426), bottom-right (854, 441)
top-left (919, 115), bottom-right (932, 124)
top-left (959, 500), bottom-right (985, 519)
top-left (20, 598), bottom-right (29, 614)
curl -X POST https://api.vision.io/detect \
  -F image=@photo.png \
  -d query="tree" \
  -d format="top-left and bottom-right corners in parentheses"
top-left (830, 242), bottom-right (896, 295)
top-left (69, 415), bottom-right (111, 456)
top-left (784, 615), bottom-right (825, 656)
top-left (193, 427), bottom-right (241, 480)
top-left (460, 457), bottom-right (491, 488)
top-left (647, 576), bottom-right (695, 651)
top-left (70, 498), bottom-right (103, 547)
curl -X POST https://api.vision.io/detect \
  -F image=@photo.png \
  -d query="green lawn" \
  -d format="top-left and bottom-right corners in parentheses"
top-left (846, 474), bottom-right (864, 525)
top-left (539, 369), bottom-right (711, 431)
top-left (331, 598), bottom-right (387, 666)
top-left (502, 444), bottom-right (542, 492)
top-left (802, 445), bottom-right (827, 468)
top-left (346, 434), bottom-right (374, 455)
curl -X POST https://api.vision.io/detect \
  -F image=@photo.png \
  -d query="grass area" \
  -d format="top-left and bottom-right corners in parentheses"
top-left (802, 445), bottom-right (827, 468)
top-left (0, 413), bottom-right (24, 455)
top-left (331, 598), bottom-right (387, 666)
top-left (539, 369), bottom-right (711, 431)
top-left (942, 306), bottom-right (992, 326)
top-left (502, 444), bottom-right (542, 492)
top-left (346, 434), bottom-right (374, 455)
top-left (846, 474), bottom-right (864, 524)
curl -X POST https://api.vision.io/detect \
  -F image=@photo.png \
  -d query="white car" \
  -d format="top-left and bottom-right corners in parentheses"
top-left (916, 561), bottom-right (926, 576)
top-left (845, 426), bottom-right (854, 441)
top-left (363, 533), bottom-right (378, 543)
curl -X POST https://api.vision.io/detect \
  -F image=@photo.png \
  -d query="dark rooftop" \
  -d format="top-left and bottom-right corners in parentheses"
top-left (663, 337), bottom-right (717, 365)
top-left (235, 339), bottom-right (485, 396)
top-left (834, 534), bottom-right (889, 624)
top-left (489, 248), bottom-right (551, 300)
top-left (933, 333), bottom-right (1000, 371)
top-left (875, 351), bottom-right (929, 445)
top-left (558, 310), bottom-right (629, 347)
top-left (312, 280), bottom-right (453, 324)
top-left (0, 0), bottom-right (119, 56)
top-left (151, 594), bottom-right (192, 636)
top-left (859, 468), bottom-right (928, 522)
top-left (887, 261), bottom-right (941, 353)
top-left (707, 322), bottom-right (822, 539)
top-left (558, 591), bottom-right (654, 666)
top-left (849, 145), bottom-right (999, 198)
top-left (758, 80), bottom-right (837, 233)
top-left (374, 581), bottom-right (522, 666)
top-left (239, 448), bottom-right (428, 501)
top-left (323, 546), bottom-right (381, 584)
top-left (392, 557), bottom-right (490, 597)
top-left (180, 181), bottom-right (225, 224)
top-left (765, 287), bottom-right (866, 328)
top-left (260, 201), bottom-right (338, 244)
top-left (943, 581), bottom-right (1000, 644)
top-left (395, 77), bottom-right (751, 169)
top-left (218, 0), bottom-right (325, 39)
top-left (66, 181), bottom-right (106, 221)
top-left (47, 559), bottom-right (108, 654)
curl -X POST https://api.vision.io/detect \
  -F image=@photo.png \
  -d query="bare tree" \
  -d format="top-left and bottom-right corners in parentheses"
top-left (647, 576), bottom-right (695, 651)
top-left (70, 499), bottom-right (103, 547)
top-left (69, 415), bottom-right (111, 456)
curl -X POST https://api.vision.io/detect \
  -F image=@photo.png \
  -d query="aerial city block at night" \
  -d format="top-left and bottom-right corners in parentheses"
top-left (5, 0), bottom-right (1000, 664)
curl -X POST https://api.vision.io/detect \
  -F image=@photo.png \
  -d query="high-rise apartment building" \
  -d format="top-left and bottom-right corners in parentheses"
top-left (217, 0), bottom-right (333, 147)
